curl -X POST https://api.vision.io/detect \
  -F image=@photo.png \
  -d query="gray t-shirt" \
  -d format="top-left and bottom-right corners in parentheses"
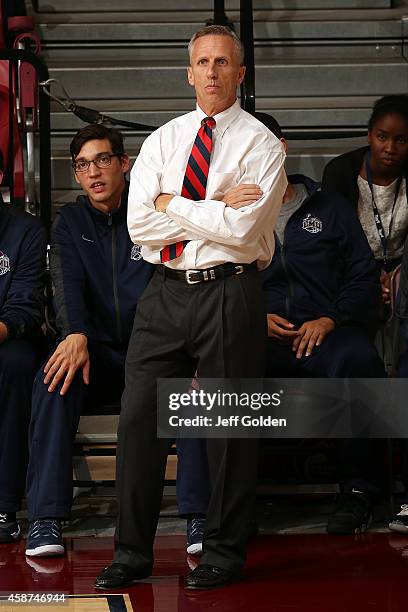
top-left (274, 183), bottom-right (308, 244)
top-left (357, 175), bottom-right (408, 261)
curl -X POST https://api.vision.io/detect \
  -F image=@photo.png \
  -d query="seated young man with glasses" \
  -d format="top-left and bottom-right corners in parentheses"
top-left (24, 124), bottom-right (210, 557)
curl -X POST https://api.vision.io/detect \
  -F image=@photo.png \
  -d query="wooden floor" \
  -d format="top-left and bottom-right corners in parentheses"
top-left (0, 593), bottom-right (133, 611)
top-left (2, 533), bottom-right (408, 611)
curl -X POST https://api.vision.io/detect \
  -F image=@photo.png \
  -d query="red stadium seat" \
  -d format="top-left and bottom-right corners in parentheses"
top-left (0, 60), bottom-right (25, 202)
top-left (0, 2), bottom-right (41, 205)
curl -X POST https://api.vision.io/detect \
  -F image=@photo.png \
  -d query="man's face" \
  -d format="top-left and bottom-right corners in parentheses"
top-left (73, 138), bottom-right (129, 211)
top-left (187, 35), bottom-right (245, 116)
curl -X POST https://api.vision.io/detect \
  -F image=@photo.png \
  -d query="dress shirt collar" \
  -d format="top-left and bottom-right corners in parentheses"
top-left (195, 99), bottom-right (241, 138)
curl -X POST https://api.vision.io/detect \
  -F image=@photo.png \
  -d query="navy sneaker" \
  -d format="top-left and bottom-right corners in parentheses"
top-left (389, 504), bottom-right (408, 534)
top-left (0, 512), bottom-right (21, 543)
top-left (186, 515), bottom-right (205, 556)
top-left (25, 519), bottom-right (64, 557)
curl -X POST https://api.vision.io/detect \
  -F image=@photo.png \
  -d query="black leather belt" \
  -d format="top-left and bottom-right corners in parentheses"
top-left (160, 262), bottom-right (256, 285)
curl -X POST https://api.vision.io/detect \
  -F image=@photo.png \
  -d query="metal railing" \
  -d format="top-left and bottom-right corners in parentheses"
top-left (0, 48), bottom-right (51, 230)
top-left (239, 0), bottom-right (255, 113)
top-left (40, 1), bottom-right (371, 143)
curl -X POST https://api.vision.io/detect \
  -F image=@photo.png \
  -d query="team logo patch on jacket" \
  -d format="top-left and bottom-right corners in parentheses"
top-left (0, 251), bottom-right (10, 275)
top-left (302, 213), bottom-right (322, 234)
top-left (131, 244), bottom-right (142, 261)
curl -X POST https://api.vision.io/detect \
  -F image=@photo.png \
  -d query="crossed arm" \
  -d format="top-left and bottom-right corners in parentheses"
top-left (128, 129), bottom-right (286, 248)
top-left (155, 184), bottom-right (263, 213)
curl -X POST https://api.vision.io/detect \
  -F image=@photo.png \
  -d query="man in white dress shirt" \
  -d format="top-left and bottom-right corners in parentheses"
top-left (95, 25), bottom-right (287, 591)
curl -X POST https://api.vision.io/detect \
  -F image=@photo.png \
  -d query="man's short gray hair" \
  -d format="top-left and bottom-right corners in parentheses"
top-left (188, 25), bottom-right (245, 66)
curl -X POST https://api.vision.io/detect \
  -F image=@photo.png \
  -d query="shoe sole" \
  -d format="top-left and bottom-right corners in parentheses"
top-left (25, 544), bottom-right (64, 557)
top-left (187, 543), bottom-right (203, 556)
top-left (389, 521), bottom-right (408, 534)
top-left (184, 576), bottom-right (238, 590)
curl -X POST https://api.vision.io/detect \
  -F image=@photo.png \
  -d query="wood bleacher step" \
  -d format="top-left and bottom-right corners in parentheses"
top-left (74, 416), bottom-right (178, 483)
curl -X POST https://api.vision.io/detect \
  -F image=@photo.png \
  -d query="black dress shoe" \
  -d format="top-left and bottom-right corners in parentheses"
top-left (184, 564), bottom-right (238, 590)
top-left (94, 563), bottom-right (151, 590)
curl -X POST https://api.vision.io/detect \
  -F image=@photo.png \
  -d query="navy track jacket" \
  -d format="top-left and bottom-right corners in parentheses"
top-left (260, 174), bottom-right (381, 329)
top-left (0, 200), bottom-right (46, 339)
top-left (50, 184), bottom-right (154, 347)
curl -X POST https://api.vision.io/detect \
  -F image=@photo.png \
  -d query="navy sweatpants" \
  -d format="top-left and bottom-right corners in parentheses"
top-left (396, 348), bottom-right (408, 377)
top-left (25, 340), bottom-right (210, 521)
top-left (266, 327), bottom-right (387, 494)
top-left (176, 438), bottom-right (210, 516)
top-left (396, 349), bottom-right (408, 494)
top-left (0, 339), bottom-right (42, 512)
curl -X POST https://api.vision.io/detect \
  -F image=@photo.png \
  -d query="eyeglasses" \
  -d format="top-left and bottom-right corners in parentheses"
top-left (73, 153), bottom-right (121, 173)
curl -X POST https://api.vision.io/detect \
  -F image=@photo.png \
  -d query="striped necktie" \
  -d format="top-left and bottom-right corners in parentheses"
top-left (160, 116), bottom-right (216, 263)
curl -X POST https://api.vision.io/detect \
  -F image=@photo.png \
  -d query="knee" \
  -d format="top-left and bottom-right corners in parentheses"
top-left (0, 339), bottom-right (39, 381)
top-left (118, 405), bottom-right (148, 435)
top-left (335, 338), bottom-right (384, 377)
top-left (397, 350), bottom-right (408, 377)
top-left (119, 373), bottom-right (157, 433)
top-left (119, 388), bottom-right (156, 436)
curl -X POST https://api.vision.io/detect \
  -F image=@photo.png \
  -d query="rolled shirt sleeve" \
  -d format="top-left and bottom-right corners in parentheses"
top-left (127, 129), bottom-right (201, 246)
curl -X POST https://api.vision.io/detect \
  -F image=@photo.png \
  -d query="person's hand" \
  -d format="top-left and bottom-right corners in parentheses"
top-left (154, 193), bottom-right (174, 212)
top-left (292, 317), bottom-right (335, 359)
top-left (222, 184), bottom-right (263, 209)
top-left (380, 270), bottom-right (392, 305)
top-left (267, 314), bottom-right (299, 343)
top-left (43, 333), bottom-right (90, 395)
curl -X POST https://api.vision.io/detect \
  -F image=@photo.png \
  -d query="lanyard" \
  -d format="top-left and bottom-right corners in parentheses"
top-left (364, 150), bottom-right (403, 267)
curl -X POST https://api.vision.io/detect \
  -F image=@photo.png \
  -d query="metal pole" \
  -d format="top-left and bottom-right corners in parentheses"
top-left (240, 0), bottom-right (255, 113)
top-left (214, 0), bottom-right (228, 25)
top-left (207, 0), bottom-right (234, 30)
top-left (38, 68), bottom-right (51, 234)
top-left (8, 59), bottom-right (14, 205)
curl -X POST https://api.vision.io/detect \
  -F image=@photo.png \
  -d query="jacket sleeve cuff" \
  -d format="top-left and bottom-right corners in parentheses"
top-left (0, 316), bottom-right (20, 339)
top-left (60, 329), bottom-right (88, 342)
top-left (315, 311), bottom-right (341, 326)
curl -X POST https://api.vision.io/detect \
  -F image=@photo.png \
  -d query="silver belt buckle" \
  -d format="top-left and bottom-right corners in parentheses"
top-left (186, 269), bottom-right (202, 285)
top-left (235, 265), bottom-right (244, 275)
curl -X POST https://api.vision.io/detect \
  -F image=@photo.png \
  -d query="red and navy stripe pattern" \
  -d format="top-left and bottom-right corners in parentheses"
top-left (160, 117), bottom-right (216, 263)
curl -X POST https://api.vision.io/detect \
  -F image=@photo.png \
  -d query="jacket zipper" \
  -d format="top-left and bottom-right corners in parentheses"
top-left (275, 232), bottom-right (294, 321)
top-left (109, 214), bottom-right (123, 345)
top-left (276, 187), bottom-right (314, 321)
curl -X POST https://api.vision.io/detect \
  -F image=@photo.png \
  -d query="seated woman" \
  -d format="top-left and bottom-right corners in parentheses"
top-left (322, 95), bottom-right (408, 306)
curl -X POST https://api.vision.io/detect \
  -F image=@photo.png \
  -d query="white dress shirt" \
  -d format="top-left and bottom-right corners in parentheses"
top-left (127, 99), bottom-right (287, 270)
